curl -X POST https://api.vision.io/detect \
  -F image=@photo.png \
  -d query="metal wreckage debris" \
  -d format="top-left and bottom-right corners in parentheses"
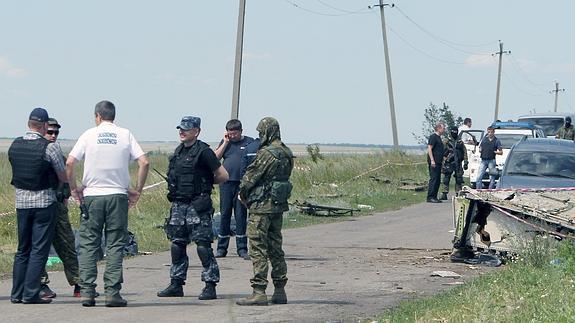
top-left (451, 186), bottom-right (575, 264)
top-left (293, 200), bottom-right (360, 216)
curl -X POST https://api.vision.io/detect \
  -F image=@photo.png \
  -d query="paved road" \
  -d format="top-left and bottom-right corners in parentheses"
top-left (0, 200), bottom-right (488, 323)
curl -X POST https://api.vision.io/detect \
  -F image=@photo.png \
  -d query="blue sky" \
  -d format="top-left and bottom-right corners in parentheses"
top-left (1, 1), bottom-right (574, 145)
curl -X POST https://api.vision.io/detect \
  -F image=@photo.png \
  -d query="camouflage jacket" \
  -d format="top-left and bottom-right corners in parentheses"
top-left (556, 125), bottom-right (575, 140)
top-left (239, 139), bottom-right (294, 214)
top-left (442, 137), bottom-right (468, 166)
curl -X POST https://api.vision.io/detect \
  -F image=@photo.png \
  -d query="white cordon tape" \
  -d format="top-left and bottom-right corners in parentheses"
top-left (340, 160), bottom-right (427, 186)
top-left (0, 180), bottom-right (166, 218)
top-left (0, 210), bottom-right (14, 218)
top-left (491, 204), bottom-right (570, 239)
top-left (475, 187), bottom-right (575, 193)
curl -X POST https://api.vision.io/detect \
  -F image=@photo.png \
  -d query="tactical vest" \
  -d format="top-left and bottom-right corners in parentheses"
top-left (167, 141), bottom-right (214, 202)
top-left (247, 143), bottom-right (293, 209)
top-left (8, 137), bottom-right (58, 191)
top-left (480, 137), bottom-right (497, 160)
top-left (444, 138), bottom-right (464, 165)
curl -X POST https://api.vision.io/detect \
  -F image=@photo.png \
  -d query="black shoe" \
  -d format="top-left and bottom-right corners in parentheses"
top-left (73, 284), bottom-right (81, 298)
top-left (215, 249), bottom-right (227, 258)
top-left (39, 284), bottom-right (57, 299)
top-left (439, 193), bottom-right (448, 201)
top-left (105, 294), bottom-right (127, 307)
top-left (198, 283), bottom-right (217, 300)
top-left (23, 297), bottom-right (52, 304)
top-left (157, 281), bottom-right (184, 297)
top-left (238, 250), bottom-right (250, 260)
top-left (82, 297), bottom-right (96, 307)
top-left (10, 298), bottom-right (22, 304)
top-left (427, 198), bottom-right (442, 203)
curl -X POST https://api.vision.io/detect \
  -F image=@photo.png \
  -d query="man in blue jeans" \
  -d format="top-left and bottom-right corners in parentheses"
top-left (9, 107), bottom-right (69, 304)
top-left (214, 119), bottom-right (254, 259)
top-left (475, 126), bottom-right (503, 189)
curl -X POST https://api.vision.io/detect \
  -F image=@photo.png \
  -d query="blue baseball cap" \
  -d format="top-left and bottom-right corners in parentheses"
top-left (177, 116), bottom-right (201, 130)
top-left (29, 107), bottom-right (49, 123)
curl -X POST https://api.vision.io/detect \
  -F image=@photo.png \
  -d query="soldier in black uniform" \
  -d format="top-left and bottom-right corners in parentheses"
top-left (440, 126), bottom-right (468, 200)
top-left (157, 116), bottom-right (229, 300)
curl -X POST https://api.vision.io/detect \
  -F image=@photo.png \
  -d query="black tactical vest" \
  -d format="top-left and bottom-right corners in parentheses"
top-left (167, 140), bottom-right (214, 202)
top-left (8, 136), bottom-right (58, 191)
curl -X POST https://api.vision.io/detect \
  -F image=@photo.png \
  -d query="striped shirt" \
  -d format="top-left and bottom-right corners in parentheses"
top-left (13, 132), bottom-right (66, 209)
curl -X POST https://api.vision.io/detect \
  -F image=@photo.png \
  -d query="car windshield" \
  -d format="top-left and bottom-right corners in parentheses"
top-left (505, 151), bottom-right (575, 179)
top-left (496, 133), bottom-right (528, 149)
top-left (517, 117), bottom-right (564, 137)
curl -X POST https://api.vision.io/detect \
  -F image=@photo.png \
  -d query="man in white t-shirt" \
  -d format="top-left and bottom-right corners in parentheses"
top-left (458, 118), bottom-right (476, 144)
top-left (66, 100), bottom-right (149, 308)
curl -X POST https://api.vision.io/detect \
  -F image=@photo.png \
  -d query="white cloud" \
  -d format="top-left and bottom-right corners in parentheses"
top-left (512, 57), bottom-right (537, 71)
top-left (464, 54), bottom-right (497, 68)
top-left (0, 56), bottom-right (28, 77)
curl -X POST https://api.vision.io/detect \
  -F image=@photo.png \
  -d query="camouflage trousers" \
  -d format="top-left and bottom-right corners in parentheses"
top-left (247, 212), bottom-right (287, 291)
top-left (165, 198), bottom-right (220, 283)
top-left (41, 201), bottom-right (79, 286)
top-left (442, 166), bottom-right (464, 194)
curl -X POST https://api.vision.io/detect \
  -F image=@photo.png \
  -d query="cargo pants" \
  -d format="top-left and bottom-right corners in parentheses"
top-left (79, 194), bottom-right (128, 298)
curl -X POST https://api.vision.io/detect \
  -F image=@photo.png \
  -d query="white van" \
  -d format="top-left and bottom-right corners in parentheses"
top-left (468, 121), bottom-right (545, 188)
top-left (517, 112), bottom-right (574, 138)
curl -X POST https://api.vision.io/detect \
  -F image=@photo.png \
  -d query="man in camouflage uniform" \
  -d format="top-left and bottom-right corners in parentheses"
top-left (236, 117), bottom-right (294, 306)
top-left (555, 117), bottom-right (574, 140)
top-left (440, 126), bottom-right (468, 200)
top-left (40, 118), bottom-right (81, 298)
top-left (157, 116), bottom-right (229, 300)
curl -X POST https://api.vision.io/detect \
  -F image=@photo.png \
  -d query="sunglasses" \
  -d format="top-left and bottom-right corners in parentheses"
top-left (47, 130), bottom-right (59, 135)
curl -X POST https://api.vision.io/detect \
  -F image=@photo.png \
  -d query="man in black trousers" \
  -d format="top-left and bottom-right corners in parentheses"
top-left (8, 108), bottom-right (68, 304)
top-left (426, 123), bottom-right (445, 203)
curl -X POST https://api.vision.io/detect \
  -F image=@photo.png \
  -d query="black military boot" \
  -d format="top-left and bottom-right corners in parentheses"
top-left (198, 282), bottom-right (217, 300)
top-left (439, 192), bottom-right (448, 200)
top-left (271, 287), bottom-right (287, 304)
top-left (157, 279), bottom-right (184, 297)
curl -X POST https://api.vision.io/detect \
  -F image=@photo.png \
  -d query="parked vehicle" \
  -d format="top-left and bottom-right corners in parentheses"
top-left (468, 121), bottom-right (545, 188)
top-left (517, 112), bottom-right (574, 138)
top-left (459, 129), bottom-right (484, 178)
top-left (497, 138), bottom-right (575, 188)
top-left (452, 138), bottom-right (575, 256)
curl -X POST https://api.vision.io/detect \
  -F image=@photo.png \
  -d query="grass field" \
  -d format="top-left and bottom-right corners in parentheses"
top-left (0, 148), bottom-right (429, 277)
top-left (376, 238), bottom-right (575, 322)
top-left (3, 143), bottom-right (572, 321)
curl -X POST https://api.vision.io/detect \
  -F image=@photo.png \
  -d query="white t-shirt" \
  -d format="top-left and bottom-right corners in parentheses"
top-left (458, 124), bottom-right (473, 142)
top-left (69, 121), bottom-right (145, 196)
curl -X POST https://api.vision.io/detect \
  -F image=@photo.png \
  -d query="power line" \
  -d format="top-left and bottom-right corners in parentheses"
top-left (500, 69), bottom-right (544, 97)
top-left (387, 25), bottom-right (467, 65)
top-left (506, 54), bottom-right (548, 87)
top-left (281, 0), bottom-right (373, 16)
top-left (314, 0), bottom-right (371, 14)
top-left (394, 5), bottom-right (498, 52)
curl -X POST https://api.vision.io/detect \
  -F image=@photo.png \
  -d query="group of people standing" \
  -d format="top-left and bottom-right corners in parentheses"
top-left (427, 114), bottom-right (575, 199)
top-left (426, 118), bottom-right (502, 202)
top-left (8, 101), bottom-right (294, 308)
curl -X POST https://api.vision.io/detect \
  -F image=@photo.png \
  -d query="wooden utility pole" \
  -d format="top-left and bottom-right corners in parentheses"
top-left (493, 41), bottom-right (510, 122)
top-left (231, 0), bottom-right (246, 120)
top-left (550, 81), bottom-right (565, 112)
top-left (373, 1), bottom-right (399, 149)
